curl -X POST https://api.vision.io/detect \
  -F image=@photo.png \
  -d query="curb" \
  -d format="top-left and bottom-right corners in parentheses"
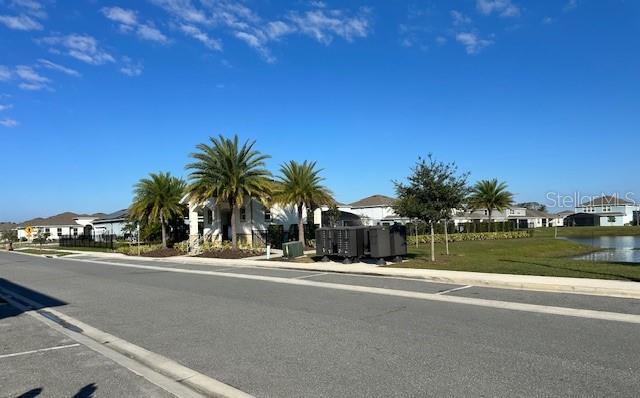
top-left (0, 285), bottom-right (253, 398)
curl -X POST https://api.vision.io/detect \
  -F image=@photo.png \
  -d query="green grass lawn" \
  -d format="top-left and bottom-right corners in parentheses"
top-left (18, 248), bottom-right (74, 256)
top-left (54, 245), bottom-right (118, 253)
top-left (392, 236), bottom-right (640, 281)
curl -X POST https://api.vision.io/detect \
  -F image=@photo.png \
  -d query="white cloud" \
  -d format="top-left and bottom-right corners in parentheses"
top-left (101, 6), bottom-right (138, 25)
top-left (102, 6), bottom-right (168, 44)
top-left (0, 118), bottom-right (19, 127)
top-left (10, 0), bottom-right (46, 18)
top-left (435, 36), bottom-right (447, 45)
top-left (542, 16), bottom-right (553, 25)
top-left (476, 0), bottom-right (520, 17)
top-left (456, 32), bottom-right (493, 54)
top-left (150, 0), bottom-right (208, 24)
top-left (0, 104), bottom-right (12, 111)
top-left (0, 14), bottom-right (42, 30)
top-left (451, 10), bottom-right (471, 26)
top-left (265, 21), bottom-right (294, 40)
top-left (564, 0), bottom-right (578, 12)
top-left (39, 34), bottom-right (115, 65)
top-left (180, 24), bottom-right (222, 50)
top-left (288, 8), bottom-right (370, 44)
top-left (119, 57), bottom-right (143, 77)
top-left (38, 59), bottom-right (81, 77)
top-left (136, 23), bottom-right (168, 43)
top-left (234, 31), bottom-right (274, 62)
top-left (0, 65), bottom-right (12, 81)
top-left (15, 65), bottom-right (51, 90)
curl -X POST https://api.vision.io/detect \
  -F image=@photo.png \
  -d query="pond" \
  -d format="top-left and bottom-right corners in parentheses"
top-left (564, 236), bottom-right (640, 263)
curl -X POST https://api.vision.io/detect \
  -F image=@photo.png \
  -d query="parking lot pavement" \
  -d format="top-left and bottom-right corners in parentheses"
top-left (0, 300), bottom-right (173, 398)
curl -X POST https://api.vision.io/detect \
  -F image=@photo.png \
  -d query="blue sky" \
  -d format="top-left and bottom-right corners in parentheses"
top-left (1, 0), bottom-right (639, 221)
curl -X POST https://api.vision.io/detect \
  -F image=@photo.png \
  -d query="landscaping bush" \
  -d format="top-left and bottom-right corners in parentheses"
top-left (407, 231), bottom-right (532, 245)
top-left (174, 240), bottom-right (190, 254)
top-left (116, 244), bottom-right (164, 256)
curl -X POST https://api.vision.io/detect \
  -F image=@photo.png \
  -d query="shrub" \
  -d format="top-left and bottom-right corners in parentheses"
top-left (174, 240), bottom-right (189, 254)
top-left (116, 244), bottom-right (163, 256)
top-left (407, 231), bottom-right (532, 245)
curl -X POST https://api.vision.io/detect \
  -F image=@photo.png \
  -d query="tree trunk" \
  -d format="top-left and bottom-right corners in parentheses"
top-left (160, 214), bottom-right (167, 248)
top-left (444, 219), bottom-right (449, 255)
top-left (297, 203), bottom-right (305, 244)
top-left (488, 209), bottom-right (493, 232)
top-left (430, 222), bottom-right (435, 262)
top-left (231, 204), bottom-right (238, 250)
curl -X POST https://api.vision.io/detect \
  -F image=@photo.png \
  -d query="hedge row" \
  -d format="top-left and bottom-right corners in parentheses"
top-left (407, 231), bottom-right (532, 244)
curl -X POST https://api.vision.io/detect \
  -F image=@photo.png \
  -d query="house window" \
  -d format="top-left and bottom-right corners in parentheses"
top-left (608, 216), bottom-right (616, 223)
top-left (57, 228), bottom-right (62, 236)
top-left (264, 207), bottom-right (271, 222)
top-left (73, 228), bottom-right (78, 236)
top-left (483, 210), bottom-right (488, 215)
top-left (45, 228), bottom-right (50, 233)
top-left (240, 207), bottom-right (246, 222)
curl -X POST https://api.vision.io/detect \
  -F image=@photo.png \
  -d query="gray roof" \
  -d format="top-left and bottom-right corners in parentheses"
top-left (350, 195), bottom-right (396, 208)
top-left (18, 212), bottom-right (105, 228)
top-left (94, 209), bottom-right (128, 223)
top-left (579, 196), bottom-right (635, 206)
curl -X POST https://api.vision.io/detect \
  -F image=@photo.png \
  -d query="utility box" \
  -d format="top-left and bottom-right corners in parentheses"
top-left (368, 226), bottom-right (391, 258)
top-left (335, 227), bottom-right (365, 258)
top-left (389, 224), bottom-right (408, 257)
top-left (283, 241), bottom-right (304, 258)
top-left (315, 228), bottom-right (335, 256)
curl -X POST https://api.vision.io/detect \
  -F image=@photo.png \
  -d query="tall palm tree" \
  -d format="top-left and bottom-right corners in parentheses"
top-left (186, 135), bottom-right (272, 250)
top-left (468, 178), bottom-right (514, 232)
top-left (274, 160), bottom-right (333, 244)
top-left (129, 172), bottom-right (186, 248)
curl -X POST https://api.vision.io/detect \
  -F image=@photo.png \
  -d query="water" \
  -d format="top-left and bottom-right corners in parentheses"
top-left (564, 236), bottom-right (640, 263)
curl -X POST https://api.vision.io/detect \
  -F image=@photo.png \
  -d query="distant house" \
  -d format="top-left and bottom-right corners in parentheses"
top-left (91, 209), bottom-right (129, 237)
top-left (16, 212), bottom-right (105, 241)
top-left (549, 210), bottom-right (574, 227)
top-left (567, 196), bottom-right (639, 226)
top-left (313, 194), bottom-right (410, 227)
top-left (452, 206), bottom-right (555, 229)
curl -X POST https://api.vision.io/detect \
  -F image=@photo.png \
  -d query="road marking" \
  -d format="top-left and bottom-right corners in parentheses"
top-left (0, 288), bottom-right (250, 398)
top-left (0, 343), bottom-right (80, 359)
top-left (436, 285), bottom-right (472, 295)
top-left (293, 272), bottom-right (328, 279)
top-left (63, 257), bottom-right (640, 324)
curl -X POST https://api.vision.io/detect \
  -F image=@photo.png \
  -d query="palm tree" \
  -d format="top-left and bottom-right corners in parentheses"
top-left (186, 135), bottom-right (272, 250)
top-left (468, 179), bottom-right (514, 232)
top-left (129, 172), bottom-right (186, 248)
top-left (274, 160), bottom-right (333, 244)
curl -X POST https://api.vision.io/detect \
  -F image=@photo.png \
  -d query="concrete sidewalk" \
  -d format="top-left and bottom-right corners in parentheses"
top-left (41, 249), bottom-right (640, 299)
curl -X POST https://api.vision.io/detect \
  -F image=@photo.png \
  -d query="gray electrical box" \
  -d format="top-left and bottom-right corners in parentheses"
top-left (389, 224), bottom-right (407, 257)
top-left (368, 226), bottom-right (391, 258)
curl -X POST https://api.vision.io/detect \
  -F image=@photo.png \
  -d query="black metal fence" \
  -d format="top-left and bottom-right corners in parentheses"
top-left (59, 234), bottom-right (115, 249)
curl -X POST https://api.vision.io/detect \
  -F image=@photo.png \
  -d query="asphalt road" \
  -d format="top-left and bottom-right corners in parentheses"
top-left (1, 251), bottom-right (639, 397)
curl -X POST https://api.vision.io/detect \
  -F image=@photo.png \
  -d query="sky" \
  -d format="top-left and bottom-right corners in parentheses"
top-left (1, 0), bottom-right (639, 222)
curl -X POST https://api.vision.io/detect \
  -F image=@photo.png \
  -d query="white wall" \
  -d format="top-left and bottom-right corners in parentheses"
top-left (17, 225), bottom-right (80, 241)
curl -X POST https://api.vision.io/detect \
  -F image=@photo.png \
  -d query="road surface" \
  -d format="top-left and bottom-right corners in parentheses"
top-left (1, 251), bottom-right (639, 397)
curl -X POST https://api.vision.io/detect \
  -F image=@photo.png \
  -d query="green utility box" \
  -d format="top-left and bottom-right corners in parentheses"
top-left (282, 241), bottom-right (304, 258)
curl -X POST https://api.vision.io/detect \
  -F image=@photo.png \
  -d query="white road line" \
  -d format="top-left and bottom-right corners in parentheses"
top-left (436, 285), bottom-right (473, 295)
top-left (0, 343), bottom-right (80, 359)
top-left (293, 272), bottom-right (328, 279)
top-left (0, 288), bottom-right (246, 398)
top-left (62, 257), bottom-right (640, 324)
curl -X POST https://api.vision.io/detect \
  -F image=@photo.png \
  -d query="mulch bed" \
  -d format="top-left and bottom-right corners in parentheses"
top-left (197, 248), bottom-right (263, 259)
top-left (140, 248), bottom-right (183, 257)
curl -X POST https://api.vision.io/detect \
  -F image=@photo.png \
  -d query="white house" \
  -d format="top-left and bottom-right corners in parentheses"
top-left (91, 209), bottom-right (128, 237)
top-left (186, 196), bottom-right (306, 246)
top-left (452, 206), bottom-right (555, 229)
top-left (16, 212), bottom-right (103, 241)
top-left (312, 194), bottom-right (410, 227)
top-left (569, 196), bottom-right (639, 226)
